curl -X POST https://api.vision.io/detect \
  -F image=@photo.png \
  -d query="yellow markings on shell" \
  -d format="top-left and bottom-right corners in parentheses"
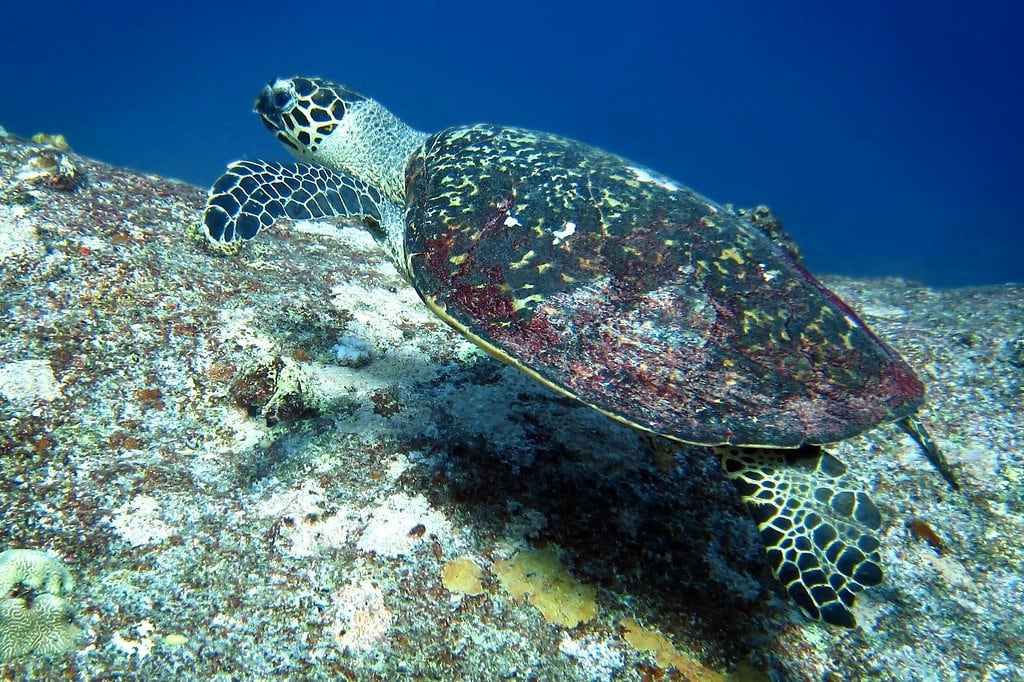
top-left (604, 192), bottom-right (627, 207)
top-left (510, 250), bottom-right (537, 270)
top-left (450, 253), bottom-right (469, 266)
top-left (741, 309), bottom-right (773, 335)
top-left (538, 262), bottom-right (555, 274)
top-left (801, 305), bottom-right (842, 344)
top-left (449, 177), bottom-right (477, 195)
top-left (741, 310), bottom-right (757, 334)
top-left (719, 247), bottom-right (744, 265)
top-left (512, 293), bottom-right (544, 312)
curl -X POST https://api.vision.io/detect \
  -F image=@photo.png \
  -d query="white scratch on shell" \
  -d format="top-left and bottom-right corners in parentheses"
top-left (627, 166), bottom-right (679, 192)
top-left (552, 221), bottom-right (577, 245)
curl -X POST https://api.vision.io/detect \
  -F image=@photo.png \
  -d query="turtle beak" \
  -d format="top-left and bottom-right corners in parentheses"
top-left (253, 79), bottom-right (295, 133)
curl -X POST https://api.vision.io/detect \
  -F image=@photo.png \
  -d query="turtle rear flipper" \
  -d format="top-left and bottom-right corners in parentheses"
top-left (203, 160), bottom-right (383, 243)
top-left (718, 445), bottom-right (883, 628)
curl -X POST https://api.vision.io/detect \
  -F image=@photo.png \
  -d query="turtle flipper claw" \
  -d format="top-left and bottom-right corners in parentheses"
top-left (718, 445), bottom-right (883, 627)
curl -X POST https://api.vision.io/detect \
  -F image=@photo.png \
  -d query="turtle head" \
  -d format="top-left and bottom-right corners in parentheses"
top-left (254, 76), bottom-right (367, 162)
top-left (252, 76), bottom-right (425, 204)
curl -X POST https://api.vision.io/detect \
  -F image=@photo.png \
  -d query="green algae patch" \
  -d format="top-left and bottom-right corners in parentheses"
top-left (491, 545), bottom-right (598, 628)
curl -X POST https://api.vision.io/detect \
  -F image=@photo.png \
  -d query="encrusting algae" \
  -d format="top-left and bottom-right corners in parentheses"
top-left (441, 557), bottom-right (485, 596)
top-left (491, 545), bottom-right (598, 628)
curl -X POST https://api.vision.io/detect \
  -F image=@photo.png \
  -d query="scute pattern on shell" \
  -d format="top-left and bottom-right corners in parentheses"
top-left (405, 125), bottom-right (923, 447)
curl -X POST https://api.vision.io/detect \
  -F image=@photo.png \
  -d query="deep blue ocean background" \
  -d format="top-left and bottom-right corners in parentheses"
top-left (2, 1), bottom-right (1021, 287)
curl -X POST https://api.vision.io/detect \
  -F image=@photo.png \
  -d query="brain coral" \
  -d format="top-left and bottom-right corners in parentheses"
top-left (0, 549), bottom-right (81, 661)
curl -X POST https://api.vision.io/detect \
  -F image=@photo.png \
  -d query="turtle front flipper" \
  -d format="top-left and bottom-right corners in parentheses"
top-left (717, 445), bottom-right (883, 628)
top-left (203, 160), bottom-right (384, 243)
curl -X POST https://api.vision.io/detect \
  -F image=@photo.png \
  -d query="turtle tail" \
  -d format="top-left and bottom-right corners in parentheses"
top-left (203, 160), bottom-right (384, 243)
top-left (899, 416), bottom-right (960, 490)
top-left (717, 445), bottom-right (883, 628)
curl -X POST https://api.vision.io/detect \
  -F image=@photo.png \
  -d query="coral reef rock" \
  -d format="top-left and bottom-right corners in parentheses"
top-left (1, 132), bottom-right (1022, 680)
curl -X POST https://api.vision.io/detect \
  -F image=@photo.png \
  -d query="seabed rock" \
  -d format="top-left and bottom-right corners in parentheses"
top-left (0, 132), bottom-right (1022, 680)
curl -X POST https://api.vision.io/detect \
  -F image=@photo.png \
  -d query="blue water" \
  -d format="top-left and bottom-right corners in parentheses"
top-left (2, 1), bottom-right (1021, 287)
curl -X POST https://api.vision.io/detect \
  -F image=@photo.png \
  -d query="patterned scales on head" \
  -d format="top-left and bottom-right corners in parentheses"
top-left (204, 76), bottom-right (958, 628)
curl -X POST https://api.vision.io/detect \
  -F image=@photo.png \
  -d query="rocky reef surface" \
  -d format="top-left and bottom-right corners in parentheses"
top-left (0, 132), bottom-right (1021, 681)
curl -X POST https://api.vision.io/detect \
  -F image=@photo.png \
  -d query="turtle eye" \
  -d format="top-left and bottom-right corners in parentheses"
top-left (254, 83), bottom-right (296, 126)
top-left (272, 89), bottom-right (293, 110)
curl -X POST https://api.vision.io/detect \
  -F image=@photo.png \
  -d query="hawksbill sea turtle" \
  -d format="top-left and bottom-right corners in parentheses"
top-left (202, 76), bottom-right (957, 627)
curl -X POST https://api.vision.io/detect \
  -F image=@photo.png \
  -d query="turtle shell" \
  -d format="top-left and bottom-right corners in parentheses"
top-left (404, 125), bottom-right (923, 447)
